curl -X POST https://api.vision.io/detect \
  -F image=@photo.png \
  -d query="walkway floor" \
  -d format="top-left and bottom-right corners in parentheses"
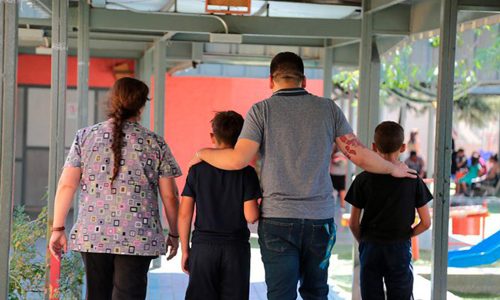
top-left (146, 247), bottom-right (346, 300)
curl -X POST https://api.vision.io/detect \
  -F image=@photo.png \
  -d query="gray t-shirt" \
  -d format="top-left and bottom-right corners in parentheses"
top-left (239, 88), bottom-right (353, 219)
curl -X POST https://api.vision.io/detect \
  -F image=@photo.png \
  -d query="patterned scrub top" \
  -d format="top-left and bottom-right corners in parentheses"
top-left (64, 119), bottom-right (182, 256)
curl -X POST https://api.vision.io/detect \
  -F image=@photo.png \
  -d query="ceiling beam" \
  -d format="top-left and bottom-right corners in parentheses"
top-left (171, 33), bottom-right (328, 47)
top-left (365, 0), bottom-right (407, 14)
top-left (89, 8), bottom-right (361, 39)
top-left (458, 0), bottom-right (500, 12)
top-left (332, 42), bottom-right (359, 66)
top-left (373, 4), bottom-right (411, 36)
top-left (411, 0), bottom-right (496, 35)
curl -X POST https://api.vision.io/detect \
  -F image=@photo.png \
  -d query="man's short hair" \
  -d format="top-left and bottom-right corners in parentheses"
top-left (270, 52), bottom-right (305, 83)
top-left (211, 111), bottom-right (244, 147)
top-left (374, 121), bottom-right (405, 154)
top-left (410, 151), bottom-right (417, 157)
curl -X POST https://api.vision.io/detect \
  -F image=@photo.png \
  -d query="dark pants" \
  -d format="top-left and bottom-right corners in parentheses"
top-left (258, 218), bottom-right (336, 300)
top-left (185, 242), bottom-right (251, 300)
top-left (359, 240), bottom-right (414, 300)
top-left (80, 252), bottom-right (155, 300)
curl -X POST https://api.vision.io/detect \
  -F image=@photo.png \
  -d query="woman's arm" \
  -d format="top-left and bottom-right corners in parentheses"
top-left (49, 167), bottom-right (81, 258)
top-left (158, 177), bottom-right (180, 260)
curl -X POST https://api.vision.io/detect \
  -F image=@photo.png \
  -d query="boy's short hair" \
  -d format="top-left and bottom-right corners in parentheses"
top-left (211, 111), bottom-right (244, 147)
top-left (270, 52), bottom-right (305, 84)
top-left (374, 121), bottom-right (404, 154)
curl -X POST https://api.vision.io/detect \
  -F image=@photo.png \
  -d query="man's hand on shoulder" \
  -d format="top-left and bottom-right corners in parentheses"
top-left (391, 161), bottom-right (417, 178)
top-left (188, 149), bottom-right (206, 169)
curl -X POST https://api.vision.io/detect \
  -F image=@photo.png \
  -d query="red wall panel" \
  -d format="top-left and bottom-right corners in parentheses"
top-left (18, 54), bottom-right (134, 88)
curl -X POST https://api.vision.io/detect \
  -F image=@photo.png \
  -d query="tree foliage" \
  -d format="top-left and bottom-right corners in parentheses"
top-left (9, 205), bottom-right (84, 300)
top-left (332, 24), bottom-right (500, 127)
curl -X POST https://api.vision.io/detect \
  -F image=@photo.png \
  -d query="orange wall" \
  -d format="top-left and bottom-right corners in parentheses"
top-left (17, 54), bottom-right (324, 189)
top-left (163, 77), bottom-right (324, 188)
top-left (18, 54), bottom-right (134, 87)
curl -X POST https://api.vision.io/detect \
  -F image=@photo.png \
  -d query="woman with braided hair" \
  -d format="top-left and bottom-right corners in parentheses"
top-left (49, 77), bottom-right (182, 300)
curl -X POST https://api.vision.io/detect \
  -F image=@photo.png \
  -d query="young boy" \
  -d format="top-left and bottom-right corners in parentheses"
top-left (178, 111), bottom-right (261, 300)
top-left (346, 121), bottom-right (432, 300)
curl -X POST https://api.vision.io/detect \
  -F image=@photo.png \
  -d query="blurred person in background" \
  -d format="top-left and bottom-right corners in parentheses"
top-left (404, 151), bottom-right (425, 178)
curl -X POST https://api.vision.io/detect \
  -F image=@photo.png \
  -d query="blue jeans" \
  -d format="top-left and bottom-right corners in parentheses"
top-left (359, 240), bottom-right (414, 300)
top-left (258, 218), bottom-right (336, 300)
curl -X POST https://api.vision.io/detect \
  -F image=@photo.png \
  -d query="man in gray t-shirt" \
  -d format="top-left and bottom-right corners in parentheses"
top-left (192, 52), bottom-right (416, 300)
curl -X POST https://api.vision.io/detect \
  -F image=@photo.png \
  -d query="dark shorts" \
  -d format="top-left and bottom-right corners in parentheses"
top-left (331, 175), bottom-right (346, 191)
top-left (186, 242), bottom-right (250, 300)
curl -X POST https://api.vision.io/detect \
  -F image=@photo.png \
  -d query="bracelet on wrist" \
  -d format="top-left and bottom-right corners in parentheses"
top-left (168, 233), bottom-right (179, 239)
top-left (52, 226), bottom-right (65, 232)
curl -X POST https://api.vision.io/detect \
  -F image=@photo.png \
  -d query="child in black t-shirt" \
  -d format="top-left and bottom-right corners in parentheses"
top-left (345, 121), bottom-right (432, 300)
top-left (178, 111), bottom-right (261, 300)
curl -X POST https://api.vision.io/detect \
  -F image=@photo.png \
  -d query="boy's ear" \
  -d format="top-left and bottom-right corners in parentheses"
top-left (210, 133), bottom-right (216, 145)
top-left (301, 76), bottom-right (307, 88)
top-left (372, 143), bottom-right (378, 152)
top-left (400, 144), bottom-right (406, 153)
top-left (269, 75), bottom-right (274, 90)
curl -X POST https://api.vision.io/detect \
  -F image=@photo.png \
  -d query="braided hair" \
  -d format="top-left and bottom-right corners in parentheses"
top-left (107, 77), bottom-right (149, 183)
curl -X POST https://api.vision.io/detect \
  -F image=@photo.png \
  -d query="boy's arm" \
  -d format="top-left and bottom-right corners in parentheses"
top-left (412, 204), bottom-right (431, 237)
top-left (244, 200), bottom-right (259, 224)
top-left (349, 206), bottom-right (362, 243)
top-left (178, 196), bottom-right (195, 274)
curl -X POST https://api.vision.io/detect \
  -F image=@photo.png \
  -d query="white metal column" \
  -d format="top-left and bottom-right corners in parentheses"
top-left (75, 0), bottom-right (90, 224)
top-left (141, 48), bottom-right (154, 128)
top-left (152, 40), bottom-right (167, 269)
top-left (427, 105), bottom-right (436, 179)
top-left (0, 2), bottom-right (18, 298)
top-left (353, 1), bottom-right (381, 298)
top-left (153, 40), bottom-right (166, 137)
top-left (46, 0), bottom-right (68, 297)
top-left (431, 0), bottom-right (458, 298)
top-left (77, 0), bottom-right (90, 130)
top-left (323, 47), bottom-right (333, 99)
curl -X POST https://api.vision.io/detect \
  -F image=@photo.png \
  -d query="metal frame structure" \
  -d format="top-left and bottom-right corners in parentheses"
top-left (0, 2), bottom-right (19, 299)
top-left (1, 0), bottom-right (499, 299)
top-left (46, 0), bottom-right (69, 298)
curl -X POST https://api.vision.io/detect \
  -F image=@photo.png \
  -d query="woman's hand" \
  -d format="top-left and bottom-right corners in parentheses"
top-left (166, 236), bottom-right (179, 260)
top-left (49, 231), bottom-right (67, 261)
top-left (181, 250), bottom-right (190, 275)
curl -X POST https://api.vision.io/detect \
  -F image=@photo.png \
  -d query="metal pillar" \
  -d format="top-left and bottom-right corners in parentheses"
top-left (151, 40), bottom-right (167, 269)
top-left (0, 2), bottom-right (19, 298)
top-left (323, 47), bottom-right (333, 99)
top-left (141, 48), bottom-right (154, 129)
top-left (353, 2), bottom-right (381, 298)
top-left (153, 40), bottom-right (166, 137)
top-left (77, 0), bottom-right (89, 130)
top-left (431, 0), bottom-right (458, 298)
top-left (357, 13), bottom-right (381, 146)
top-left (46, 0), bottom-right (68, 298)
top-left (427, 105), bottom-right (436, 178)
top-left (74, 0), bottom-right (90, 224)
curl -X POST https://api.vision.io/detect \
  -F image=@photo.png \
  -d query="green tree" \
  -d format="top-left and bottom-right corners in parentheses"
top-left (332, 23), bottom-right (500, 127)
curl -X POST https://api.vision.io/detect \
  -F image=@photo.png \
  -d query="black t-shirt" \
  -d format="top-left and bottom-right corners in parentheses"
top-left (181, 162), bottom-right (262, 244)
top-left (345, 172), bottom-right (433, 243)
